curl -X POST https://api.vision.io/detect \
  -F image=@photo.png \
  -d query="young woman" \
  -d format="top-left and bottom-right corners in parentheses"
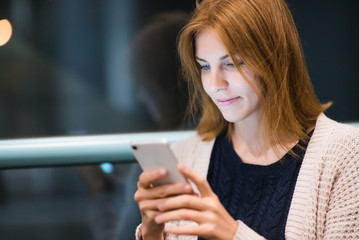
top-left (134, 0), bottom-right (359, 239)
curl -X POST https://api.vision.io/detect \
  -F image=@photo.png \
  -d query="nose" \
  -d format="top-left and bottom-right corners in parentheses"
top-left (209, 67), bottom-right (228, 92)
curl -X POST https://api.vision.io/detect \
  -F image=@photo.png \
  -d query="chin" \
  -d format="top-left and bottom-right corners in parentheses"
top-left (219, 106), bottom-right (261, 124)
top-left (221, 110), bottom-right (252, 123)
top-left (222, 114), bottom-right (243, 123)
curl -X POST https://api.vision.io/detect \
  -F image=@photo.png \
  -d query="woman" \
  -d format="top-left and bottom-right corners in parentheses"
top-left (134, 0), bottom-right (359, 239)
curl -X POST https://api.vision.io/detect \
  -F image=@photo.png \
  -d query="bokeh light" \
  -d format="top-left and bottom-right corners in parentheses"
top-left (0, 19), bottom-right (13, 46)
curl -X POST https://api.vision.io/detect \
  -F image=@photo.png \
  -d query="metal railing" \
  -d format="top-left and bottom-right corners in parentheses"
top-left (0, 131), bottom-right (196, 168)
top-left (0, 121), bottom-right (358, 169)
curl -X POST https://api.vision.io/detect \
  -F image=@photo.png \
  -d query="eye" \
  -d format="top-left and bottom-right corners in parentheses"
top-left (237, 61), bottom-right (245, 66)
top-left (199, 64), bottom-right (211, 71)
top-left (222, 61), bottom-right (236, 70)
top-left (225, 63), bottom-right (235, 68)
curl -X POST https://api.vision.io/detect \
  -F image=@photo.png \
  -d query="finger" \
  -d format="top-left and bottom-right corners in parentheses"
top-left (138, 198), bottom-right (163, 212)
top-left (178, 164), bottom-right (213, 197)
top-left (135, 182), bottom-right (193, 202)
top-left (157, 194), bottom-right (206, 212)
top-left (138, 168), bottom-right (168, 188)
top-left (164, 225), bottom-right (209, 238)
top-left (155, 208), bottom-right (207, 224)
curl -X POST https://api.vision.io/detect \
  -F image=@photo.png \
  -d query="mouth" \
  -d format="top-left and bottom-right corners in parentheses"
top-left (217, 97), bottom-right (241, 106)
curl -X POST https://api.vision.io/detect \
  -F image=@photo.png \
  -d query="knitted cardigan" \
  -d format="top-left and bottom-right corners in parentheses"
top-left (136, 114), bottom-right (359, 239)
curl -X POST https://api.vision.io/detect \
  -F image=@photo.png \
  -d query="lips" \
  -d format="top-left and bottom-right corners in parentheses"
top-left (217, 97), bottom-right (241, 106)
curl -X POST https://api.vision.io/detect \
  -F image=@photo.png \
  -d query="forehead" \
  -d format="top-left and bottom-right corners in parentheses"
top-left (195, 29), bottom-right (228, 59)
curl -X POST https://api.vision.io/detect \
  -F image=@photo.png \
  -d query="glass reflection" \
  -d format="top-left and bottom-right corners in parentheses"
top-left (0, 0), bottom-right (194, 239)
top-left (0, 163), bottom-right (142, 240)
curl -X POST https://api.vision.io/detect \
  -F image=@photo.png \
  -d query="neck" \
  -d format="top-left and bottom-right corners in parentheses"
top-left (232, 113), bottom-right (265, 160)
top-left (231, 114), bottom-right (298, 166)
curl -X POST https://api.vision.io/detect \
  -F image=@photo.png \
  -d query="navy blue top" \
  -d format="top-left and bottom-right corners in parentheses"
top-left (198, 131), bottom-right (312, 240)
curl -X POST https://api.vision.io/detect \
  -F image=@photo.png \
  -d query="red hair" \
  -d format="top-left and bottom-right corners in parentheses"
top-left (178, 0), bottom-right (330, 151)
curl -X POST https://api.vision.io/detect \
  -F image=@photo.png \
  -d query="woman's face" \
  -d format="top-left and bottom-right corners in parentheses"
top-left (195, 29), bottom-right (262, 124)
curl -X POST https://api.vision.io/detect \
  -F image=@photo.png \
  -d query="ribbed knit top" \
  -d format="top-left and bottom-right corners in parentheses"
top-left (200, 132), bottom-right (311, 240)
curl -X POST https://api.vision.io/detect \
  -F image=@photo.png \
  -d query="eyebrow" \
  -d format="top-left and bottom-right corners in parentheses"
top-left (196, 54), bottom-right (230, 62)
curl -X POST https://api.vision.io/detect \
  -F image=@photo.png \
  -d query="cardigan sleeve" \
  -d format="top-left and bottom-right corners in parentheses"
top-left (233, 221), bottom-right (266, 240)
top-left (164, 220), bottom-right (266, 240)
top-left (320, 126), bottom-right (359, 239)
top-left (136, 220), bottom-right (266, 240)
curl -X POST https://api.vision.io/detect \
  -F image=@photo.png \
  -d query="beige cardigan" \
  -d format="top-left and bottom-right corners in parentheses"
top-left (136, 114), bottom-right (359, 239)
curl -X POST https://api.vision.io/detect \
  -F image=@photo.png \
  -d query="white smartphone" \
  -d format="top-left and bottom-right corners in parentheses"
top-left (130, 138), bottom-right (187, 186)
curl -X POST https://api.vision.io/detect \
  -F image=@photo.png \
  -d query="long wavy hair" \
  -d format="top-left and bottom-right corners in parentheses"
top-left (178, 0), bottom-right (331, 151)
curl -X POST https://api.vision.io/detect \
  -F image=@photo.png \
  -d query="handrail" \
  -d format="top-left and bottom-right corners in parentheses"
top-left (0, 131), bottom-right (196, 169)
top-left (0, 121), bottom-right (358, 169)
top-left (347, 122), bottom-right (359, 129)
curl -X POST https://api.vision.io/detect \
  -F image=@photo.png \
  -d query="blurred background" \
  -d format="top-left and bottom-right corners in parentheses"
top-left (0, 0), bottom-right (358, 239)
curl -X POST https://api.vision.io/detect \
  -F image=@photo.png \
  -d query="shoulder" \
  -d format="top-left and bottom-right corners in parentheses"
top-left (170, 134), bottom-right (215, 167)
top-left (171, 134), bottom-right (204, 151)
top-left (316, 114), bottom-right (359, 152)
top-left (313, 113), bottom-right (359, 148)
top-left (331, 123), bottom-right (359, 149)
top-left (312, 113), bottom-right (359, 172)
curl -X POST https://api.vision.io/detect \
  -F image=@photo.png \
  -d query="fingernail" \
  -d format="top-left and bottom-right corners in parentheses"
top-left (155, 215), bottom-right (162, 223)
top-left (158, 169), bottom-right (166, 176)
top-left (157, 202), bottom-right (165, 211)
top-left (183, 183), bottom-right (192, 192)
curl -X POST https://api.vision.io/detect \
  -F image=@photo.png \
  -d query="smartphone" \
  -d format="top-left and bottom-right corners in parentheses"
top-left (130, 138), bottom-right (187, 186)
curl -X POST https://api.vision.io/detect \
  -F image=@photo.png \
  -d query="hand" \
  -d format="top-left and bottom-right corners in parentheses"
top-left (154, 164), bottom-right (238, 240)
top-left (134, 168), bottom-right (194, 239)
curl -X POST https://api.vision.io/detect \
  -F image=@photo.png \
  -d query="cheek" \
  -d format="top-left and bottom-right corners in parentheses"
top-left (238, 71), bottom-right (261, 98)
top-left (245, 84), bottom-right (258, 97)
top-left (233, 77), bottom-right (260, 103)
top-left (245, 85), bottom-right (260, 106)
top-left (201, 76), bottom-right (211, 95)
